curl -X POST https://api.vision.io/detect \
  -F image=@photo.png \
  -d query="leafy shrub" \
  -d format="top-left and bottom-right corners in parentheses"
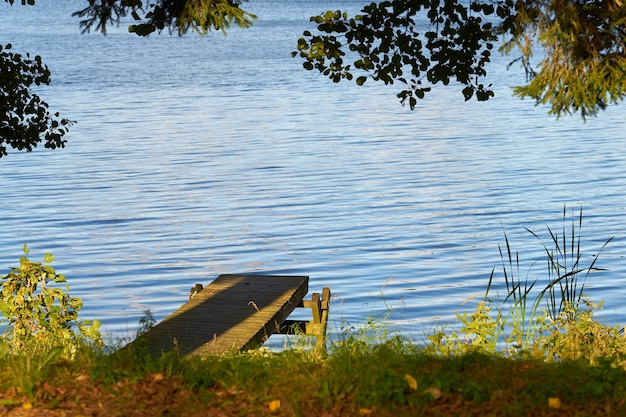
top-left (0, 245), bottom-right (101, 352)
top-left (543, 302), bottom-right (626, 366)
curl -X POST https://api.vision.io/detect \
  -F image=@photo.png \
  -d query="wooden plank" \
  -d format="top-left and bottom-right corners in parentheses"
top-left (137, 274), bottom-right (309, 356)
top-left (311, 292), bottom-right (321, 323)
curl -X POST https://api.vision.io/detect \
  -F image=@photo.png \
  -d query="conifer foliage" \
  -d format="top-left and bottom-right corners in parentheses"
top-left (72, 0), bottom-right (256, 36)
top-left (505, 0), bottom-right (626, 118)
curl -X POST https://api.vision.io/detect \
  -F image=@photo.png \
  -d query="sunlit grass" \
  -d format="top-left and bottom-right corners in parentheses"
top-left (2, 327), bottom-right (626, 416)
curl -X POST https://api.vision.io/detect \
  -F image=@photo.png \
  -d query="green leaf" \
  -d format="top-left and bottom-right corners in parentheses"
top-left (128, 24), bottom-right (156, 36)
top-left (462, 86), bottom-right (474, 101)
top-left (356, 76), bottom-right (367, 86)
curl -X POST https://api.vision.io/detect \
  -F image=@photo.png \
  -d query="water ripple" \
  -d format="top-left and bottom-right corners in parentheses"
top-left (1, 0), bottom-right (625, 341)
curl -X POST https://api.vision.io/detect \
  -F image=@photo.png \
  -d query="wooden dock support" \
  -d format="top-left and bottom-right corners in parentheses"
top-left (280, 287), bottom-right (331, 354)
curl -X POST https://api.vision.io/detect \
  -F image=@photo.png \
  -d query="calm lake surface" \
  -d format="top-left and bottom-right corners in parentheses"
top-left (1, 0), bottom-right (626, 343)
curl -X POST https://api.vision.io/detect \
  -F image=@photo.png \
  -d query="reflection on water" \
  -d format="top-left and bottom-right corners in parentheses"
top-left (1, 0), bottom-right (625, 341)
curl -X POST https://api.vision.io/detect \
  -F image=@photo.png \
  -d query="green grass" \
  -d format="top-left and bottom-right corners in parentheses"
top-left (2, 334), bottom-right (626, 416)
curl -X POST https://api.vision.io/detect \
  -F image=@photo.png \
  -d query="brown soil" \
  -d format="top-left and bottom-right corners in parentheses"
top-left (1, 372), bottom-right (621, 417)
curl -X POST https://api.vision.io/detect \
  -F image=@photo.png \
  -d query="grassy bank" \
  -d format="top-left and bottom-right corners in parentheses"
top-left (1, 337), bottom-right (626, 416)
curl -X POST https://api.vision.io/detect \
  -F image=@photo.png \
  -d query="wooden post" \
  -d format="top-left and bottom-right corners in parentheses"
top-left (281, 287), bottom-right (331, 354)
top-left (318, 287), bottom-right (330, 351)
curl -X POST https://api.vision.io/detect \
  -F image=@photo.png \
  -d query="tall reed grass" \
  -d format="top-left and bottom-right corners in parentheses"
top-left (427, 206), bottom-right (620, 362)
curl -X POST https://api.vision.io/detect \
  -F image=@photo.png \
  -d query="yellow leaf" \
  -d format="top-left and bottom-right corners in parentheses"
top-left (358, 408), bottom-right (373, 415)
top-left (152, 373), bottom-right (164, 382)
top-left (268, 399), bottom-right (281, 412)
top-left (423, 387), bottom-right (442, 400)
top-left (75, 374), bottom-right (89, 382)
top-left (548, 397), bottom-right (561, 409)
top-left (404, 373), bottom-right (418, 390)
top-left (22, 402), bottom-right (33, 410)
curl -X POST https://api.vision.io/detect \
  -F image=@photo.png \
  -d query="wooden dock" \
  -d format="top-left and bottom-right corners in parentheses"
top-left (134, 274), bottom-right (329, 356)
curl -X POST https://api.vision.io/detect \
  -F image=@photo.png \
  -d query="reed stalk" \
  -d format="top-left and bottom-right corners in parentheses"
top-left (485, 205), bottom-right (612, 353)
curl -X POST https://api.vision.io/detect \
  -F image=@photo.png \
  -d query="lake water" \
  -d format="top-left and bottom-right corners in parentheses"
top-left (1, 0), bottom-right (625, 344)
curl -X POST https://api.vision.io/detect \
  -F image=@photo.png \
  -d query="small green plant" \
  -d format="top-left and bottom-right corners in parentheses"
top-left (490, 206), bottom-right (612, 354)
top-left (2, 346), bottom-right (65, 396)
top-left (427, 206), bottom-right (619, 363)
top-left (487, 228), bottom-right (548, 354)
top-left (0, 245), bottom-right (101, 352)
top-left (543, 301), bottom-right (626, 366)
top-left (136, 309), bottom-right (156, 337)
top-left (425, 301), bottom-right (504, 356)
